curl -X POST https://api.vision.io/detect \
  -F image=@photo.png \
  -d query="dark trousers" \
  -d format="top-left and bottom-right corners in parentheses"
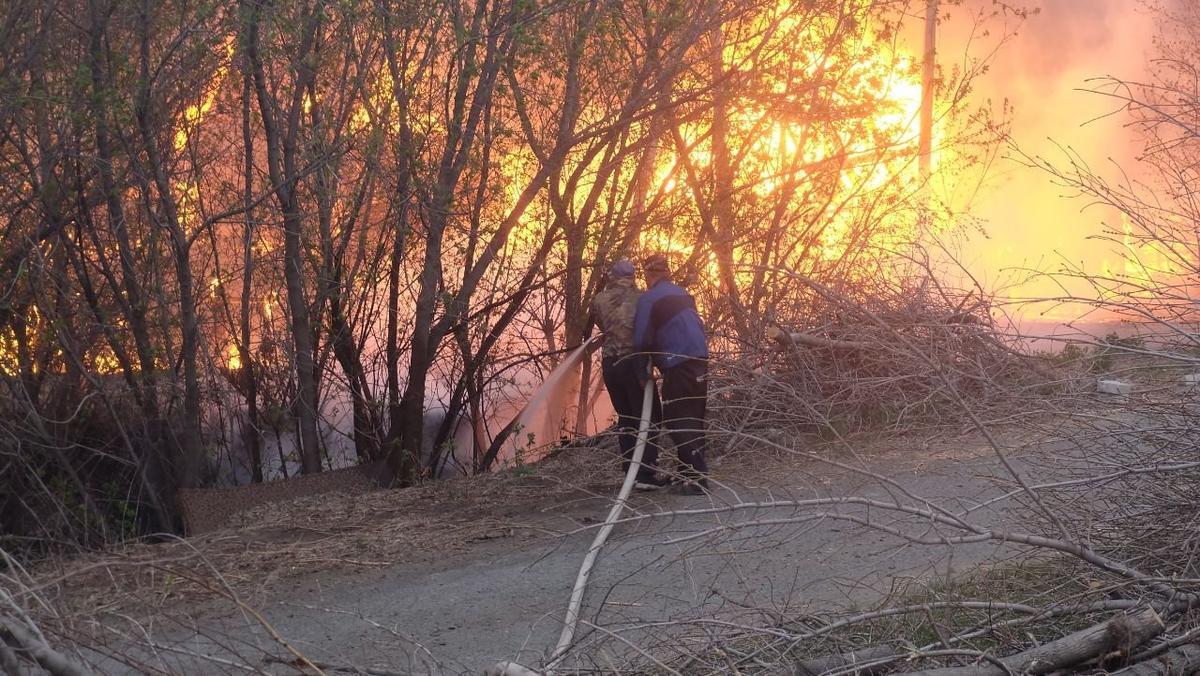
top-left (661, 358), bottom-right (708, 479)
top-left (602, 355), bottom-right (661, 479)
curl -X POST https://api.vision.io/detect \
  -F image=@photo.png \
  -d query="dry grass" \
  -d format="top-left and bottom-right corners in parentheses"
top-left (27, 435), bottom-right (633, 622)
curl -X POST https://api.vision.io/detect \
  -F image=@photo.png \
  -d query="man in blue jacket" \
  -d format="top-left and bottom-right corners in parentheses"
top-left (633, 254), bottom-right (710, 495)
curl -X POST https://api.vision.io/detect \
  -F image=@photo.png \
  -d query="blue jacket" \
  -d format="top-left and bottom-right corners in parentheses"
top-left (633, 279), bottom-right (708, 369)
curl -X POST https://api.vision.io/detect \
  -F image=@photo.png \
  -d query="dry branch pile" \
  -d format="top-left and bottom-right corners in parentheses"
top-left (712, 272), bottom-right (1054, 437)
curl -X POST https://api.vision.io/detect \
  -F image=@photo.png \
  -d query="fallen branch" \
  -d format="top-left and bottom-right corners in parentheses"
top-left (781, 644), bottom-right (895, 676)
top-left (1110, 644), bottom-right (1200, 676)
top-left (894, 607), bottom-right (1164, 676)
top-left (0, 615), bottom-right (92, 676)
top-left (0, 634), bottom-right (24, 675)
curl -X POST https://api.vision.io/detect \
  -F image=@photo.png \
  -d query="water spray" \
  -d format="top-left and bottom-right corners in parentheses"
top-left (487, 364), bottom-right (656, 676)
top-left (508, 336), bottom-right (601, 462)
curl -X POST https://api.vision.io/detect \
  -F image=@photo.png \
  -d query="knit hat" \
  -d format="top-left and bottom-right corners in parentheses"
top-left (609, 258), bottom-right (635, 279)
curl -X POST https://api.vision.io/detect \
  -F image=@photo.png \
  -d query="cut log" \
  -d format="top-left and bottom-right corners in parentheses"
top-left (1111, 644), bottom-right (1200, 676)
top-left (785, 644), bottom-right (896, 675)
top-left (766, 325), bottom-right (871, 351)
top-left (894, 607), bottom-right (1163, 676)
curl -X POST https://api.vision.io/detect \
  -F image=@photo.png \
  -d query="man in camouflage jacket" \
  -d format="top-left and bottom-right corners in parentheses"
top-left (591, 259), bottom-right (664, 489)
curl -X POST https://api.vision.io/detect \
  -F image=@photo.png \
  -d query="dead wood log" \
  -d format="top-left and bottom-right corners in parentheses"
top-left (894, 607), bottom-right (1164, 676)
top-left (1110, 644), bottom-right (1200, 676)
top-left (766, 325), bottom-right (872, 351)
top-left (0, 616), bottom-right (92, 676)
top-left (778, 644), bottom-right (895, 675)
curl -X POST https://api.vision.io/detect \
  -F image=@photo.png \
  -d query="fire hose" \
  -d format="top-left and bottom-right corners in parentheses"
top-left (488, 367), bottom-right (656, 676)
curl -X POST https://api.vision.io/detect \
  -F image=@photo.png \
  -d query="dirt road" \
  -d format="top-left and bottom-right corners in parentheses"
top-left (91, 434), bottom-right (1050, 675)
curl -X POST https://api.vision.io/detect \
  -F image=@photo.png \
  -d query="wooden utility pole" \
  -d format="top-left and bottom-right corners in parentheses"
top-left (919, 0), bottom-right (937, 179)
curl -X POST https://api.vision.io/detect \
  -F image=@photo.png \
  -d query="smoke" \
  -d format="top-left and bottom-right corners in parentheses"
top-left (935, 0), bottom-right (1160, 319)
top-left (1009, 1), bottom-right (1134, 81)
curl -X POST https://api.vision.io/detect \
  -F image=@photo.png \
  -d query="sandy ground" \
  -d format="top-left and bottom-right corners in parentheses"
top-left (41, 424), bottom-right (1070, 675)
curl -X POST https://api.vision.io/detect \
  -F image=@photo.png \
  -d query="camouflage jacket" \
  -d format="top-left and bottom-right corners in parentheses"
top-left (591, 278), bottom-right (641, 359)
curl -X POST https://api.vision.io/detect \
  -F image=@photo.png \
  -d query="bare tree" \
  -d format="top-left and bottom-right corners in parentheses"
top-left (241, 0), bottom-right (325, 475)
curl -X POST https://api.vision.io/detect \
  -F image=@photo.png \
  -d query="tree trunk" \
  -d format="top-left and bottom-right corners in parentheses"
top-left (379, 0), bottom-right (421, 479)
top-left (171, 230), bottom-right (204, 487)
top-left (392, 345), bottom-right (432, 482)
top-left (390, 211), bottom-right (444, 482)
top-left (242, 0), bottom-right (324, 475)
top-left (573, 348), bottom-right (594, 435)
top-left (86, 0), bottom-right (159, 414)
top-left (919, 0), bottom-right (937, 179)
top-left (134, 0), bottom-right (203, 487)
top-left (282, 205), bottom-right (324, 475)
top-left (709, 16), bottom-right (750, 338)
top-left (330, 296), bottom-right (380, 462)
top-left (557, 286), bottom-right (585, 438)
top-left (384, 169), bottom-right (411, 467)
top-left (386, 0), bottom-right (507, 485)
top-left (391, 154), bottom-right (453, 479)
top-left (239, 66), bottom-right (263, 483)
